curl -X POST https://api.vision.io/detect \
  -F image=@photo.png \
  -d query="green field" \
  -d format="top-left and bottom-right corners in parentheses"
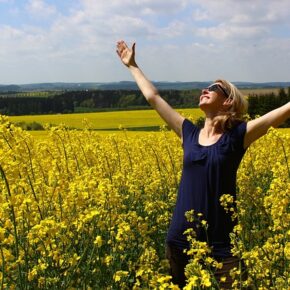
top-left (9, 108), bottom-right (204, 130)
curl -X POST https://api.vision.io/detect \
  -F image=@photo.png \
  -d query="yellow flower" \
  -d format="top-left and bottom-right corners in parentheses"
top-left (28, 268), bottom-right (38, 281)
top-left (114, 270), bottom-right (128, 282)
top-left (184, 276), bottom-right (198, 289)
top-left (104, 255), bottom-right (112, 266)
top-left (94, 235), bottom-right (103, 247)
top-left (284, 242), bottom-right (290, 260)
top-left (200, 270), bottom-right (211, 287)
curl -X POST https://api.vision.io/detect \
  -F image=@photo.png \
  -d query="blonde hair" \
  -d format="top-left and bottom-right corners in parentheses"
top-left (213, 79), bottom-right (248, 131)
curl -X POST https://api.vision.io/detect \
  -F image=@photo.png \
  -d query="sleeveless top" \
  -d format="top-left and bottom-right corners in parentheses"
top-left (166, 118), bottom-right (247, 258)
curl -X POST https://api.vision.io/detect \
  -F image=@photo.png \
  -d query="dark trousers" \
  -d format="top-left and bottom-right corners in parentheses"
top-left (166, 244), bottom-right (241, 289)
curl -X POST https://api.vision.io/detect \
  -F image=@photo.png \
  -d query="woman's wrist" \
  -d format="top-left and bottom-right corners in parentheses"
top-left (127, 61), bottom-right (138, 69)
top-left (128, 63), bottom-right (140, 74)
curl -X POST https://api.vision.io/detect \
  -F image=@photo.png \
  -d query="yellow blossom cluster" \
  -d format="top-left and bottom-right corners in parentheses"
top-left (0, 115), bottom-right (289, 289)
top-left (231, 128), bottom-right (290, 290)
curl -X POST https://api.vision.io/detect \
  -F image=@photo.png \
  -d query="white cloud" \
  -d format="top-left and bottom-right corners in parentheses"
top-left (159, 21), bottom-right (186, 38)
top-left (79, 0), bottom-right (189, 16)
top-left (26, 0), bottom-right (57, 18)
top-left (194, 0), bottom-right (290, 26)
top-left (0, 0), bottom-right (290, 83)
top-left (192, 9), bottom-right (210, 21)
top-left (196, 24), bottom-right (267, 42)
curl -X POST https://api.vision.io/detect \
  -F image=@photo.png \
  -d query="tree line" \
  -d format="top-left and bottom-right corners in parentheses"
top-left (0, 89), bottom-right (201, 115)
top-left (0, 87), bottom-right (289, 126)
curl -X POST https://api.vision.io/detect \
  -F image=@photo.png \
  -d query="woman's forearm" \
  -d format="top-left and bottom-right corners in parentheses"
top-left (244, 101), bottom-right (290, 148)
top-left (116, 41), bottom-right (160, 104)
top-left (128, 64), bottom-right (160, 104)
top-left (264, 101), bottom-right (290, 128)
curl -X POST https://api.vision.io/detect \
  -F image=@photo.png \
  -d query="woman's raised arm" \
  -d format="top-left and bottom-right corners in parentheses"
top-left (116, 40), bottom-right (184, 138)
top-left (244, 101), bottom-right (290, 148)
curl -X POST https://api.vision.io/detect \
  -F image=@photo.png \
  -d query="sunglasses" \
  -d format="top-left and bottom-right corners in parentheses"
top-left (206, 84), bottom-right (229, 98)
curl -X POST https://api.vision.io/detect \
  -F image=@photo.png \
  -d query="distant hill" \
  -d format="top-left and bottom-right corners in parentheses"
top-left (1, 81), bottom-right (290, 92)
top-left (0, 84), bottom-right (22, 92)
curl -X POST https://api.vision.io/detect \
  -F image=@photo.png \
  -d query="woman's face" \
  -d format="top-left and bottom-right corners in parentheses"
top-left (199, 83), bottom-right (229, 112)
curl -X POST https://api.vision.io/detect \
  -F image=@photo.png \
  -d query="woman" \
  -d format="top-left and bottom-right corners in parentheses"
top-left (116, 40), bottom-right (290, 288)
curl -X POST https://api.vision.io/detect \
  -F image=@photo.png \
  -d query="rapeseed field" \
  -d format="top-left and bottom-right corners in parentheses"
top-left (0, 114), bottom-right (289, 289)
top-left (9, 109), bottom-right (204, 130)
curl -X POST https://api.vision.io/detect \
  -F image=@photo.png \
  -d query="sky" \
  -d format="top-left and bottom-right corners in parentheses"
top-left (0, 0), bottom-right (290, 84)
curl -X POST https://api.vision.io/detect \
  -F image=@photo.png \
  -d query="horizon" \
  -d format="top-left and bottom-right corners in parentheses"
top-left (0, 1), bottom-right (290, 84)
top-left (1, 80), bottom-right (290, 86)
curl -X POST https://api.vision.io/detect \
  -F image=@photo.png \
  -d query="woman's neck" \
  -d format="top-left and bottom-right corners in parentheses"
top-left (202, 117), bottom-right (222, 137)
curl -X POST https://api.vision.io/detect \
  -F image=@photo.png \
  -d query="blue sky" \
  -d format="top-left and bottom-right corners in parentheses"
top-left (0, 0), bottom-right (290, 84)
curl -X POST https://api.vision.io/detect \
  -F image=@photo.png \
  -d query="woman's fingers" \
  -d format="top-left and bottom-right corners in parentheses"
top-left (116, 41), bottom-right (123, 56)
top-left (116, 40), bottom-right (128, 55)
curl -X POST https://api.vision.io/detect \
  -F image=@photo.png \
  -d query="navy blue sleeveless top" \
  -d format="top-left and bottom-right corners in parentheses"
top-left (166, 118), bottom-right (247, 258)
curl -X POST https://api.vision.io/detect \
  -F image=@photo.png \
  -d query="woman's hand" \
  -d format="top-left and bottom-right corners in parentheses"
top-left (116, 40), bottom-right (136, 67)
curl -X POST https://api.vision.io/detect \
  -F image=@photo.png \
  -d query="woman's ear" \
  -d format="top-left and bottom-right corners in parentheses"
top-left (223, 97), bottom-right (233, 109)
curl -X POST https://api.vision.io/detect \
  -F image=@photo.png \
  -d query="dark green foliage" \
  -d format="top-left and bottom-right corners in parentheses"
top-left (248, 87), bottom-right (290, 127)
top-left (14, 121), bottom-right (44, 130)
top-left (0, 87), bottom-right (289, 128)
top-left (0, 89), bottom-right (200, 116)
top-left (195, 116), bottom-right (205, 128)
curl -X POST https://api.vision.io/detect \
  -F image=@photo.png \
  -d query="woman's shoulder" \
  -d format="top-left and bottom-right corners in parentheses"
top-left (182, 118), bottom-right (199, 140)
top-left (228, 120), bottom-right (247, 134)
top-left (223, 120), bottom-right (247, 151)
top-left (182, 118), bottom-right (199, 132)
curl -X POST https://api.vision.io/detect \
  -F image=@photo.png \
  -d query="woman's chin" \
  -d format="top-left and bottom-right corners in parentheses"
top-left (199, 102), bottom-right (208, 111)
